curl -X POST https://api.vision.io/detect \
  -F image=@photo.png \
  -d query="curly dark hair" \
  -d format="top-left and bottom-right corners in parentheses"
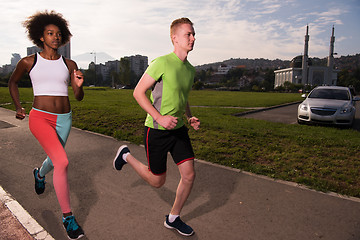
top-left (23, 10), bottom-right (72, 48)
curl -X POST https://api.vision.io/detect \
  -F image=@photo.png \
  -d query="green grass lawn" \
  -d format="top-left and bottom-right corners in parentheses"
top-left (1, 87), bottom-right (359, 198)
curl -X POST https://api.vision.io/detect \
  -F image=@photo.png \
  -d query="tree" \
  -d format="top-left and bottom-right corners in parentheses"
top-left (119, 57), bottom-right (131, 86)
top-left (252, 85), bottom-right (260, 91)
top-left (262, 68), bottom-right (275, 91)
top-left (83, 68), bottom-right (95, 86)
top-left (193, 80), bottom-right (204, 90)
top-left (338, 68), bottom-right (360, 93)
top-left (110, 71), bottom-right (120, 88)
top-left (0, 72), bottom-right (31, 87)
top-left (119, 58), bottom-right (139, 87)
top-left (226, 67), bottom-right (243, 79)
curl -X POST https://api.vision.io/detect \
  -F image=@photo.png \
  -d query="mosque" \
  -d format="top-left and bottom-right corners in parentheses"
top-left (274, 26), bottom-right (338, 88)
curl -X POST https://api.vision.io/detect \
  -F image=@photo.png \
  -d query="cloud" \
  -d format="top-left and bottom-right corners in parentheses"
top-left (0, 0), bottom-right (358, 67)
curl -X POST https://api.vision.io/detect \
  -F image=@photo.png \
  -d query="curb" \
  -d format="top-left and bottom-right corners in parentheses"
top-left (0, 185), bottom-right (54, 240)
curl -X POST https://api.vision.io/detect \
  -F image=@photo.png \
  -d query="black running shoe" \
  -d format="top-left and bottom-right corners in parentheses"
top-left (113, 145), bottom-right (129, 170)
top-left (33, 168), bottom-right (45, 195)
top-left (63, 215), bottom-right (84, 239)
top-left (164, 215), bottom-right (194, 236)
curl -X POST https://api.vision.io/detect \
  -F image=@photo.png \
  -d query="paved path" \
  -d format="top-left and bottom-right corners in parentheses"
top-left (1, 107), bottom-right (360, 240)
top-left (237, 102), bottom-right (301, 124)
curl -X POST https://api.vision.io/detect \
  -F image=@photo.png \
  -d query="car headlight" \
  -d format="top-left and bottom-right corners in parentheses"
top-left (340, 107), bottom-right (353, 114)
top-left (299, 104), bottom-right (308, 111)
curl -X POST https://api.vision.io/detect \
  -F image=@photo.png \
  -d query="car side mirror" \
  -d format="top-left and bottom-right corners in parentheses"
top-left (301, 94), bottom-right (306, 98)
top-left (353, 96), bottom-right (360, 101)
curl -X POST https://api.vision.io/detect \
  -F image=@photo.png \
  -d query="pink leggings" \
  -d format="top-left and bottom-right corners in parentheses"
top-left (29, 108), bottom-right (72, 214)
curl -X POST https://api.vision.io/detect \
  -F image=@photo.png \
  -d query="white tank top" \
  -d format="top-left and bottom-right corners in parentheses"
top-left (29, 53), bottom-right (70, 96)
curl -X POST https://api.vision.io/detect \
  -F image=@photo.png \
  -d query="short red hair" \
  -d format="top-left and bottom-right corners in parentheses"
top-left (170, 18), bottom-right (193, 43)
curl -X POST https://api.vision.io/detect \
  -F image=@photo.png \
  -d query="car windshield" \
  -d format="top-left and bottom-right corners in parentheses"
top-left (308, 89), bottom-right (350, 100)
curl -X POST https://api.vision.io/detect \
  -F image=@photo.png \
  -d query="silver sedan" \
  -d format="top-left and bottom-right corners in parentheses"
top-left (297, 86), bottom-right (360, 126)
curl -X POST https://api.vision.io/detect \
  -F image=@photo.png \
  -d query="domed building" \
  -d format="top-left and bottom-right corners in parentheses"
top-left (274, 26), bottom-right (338, 88)
top-left (290, 55), bottom-right (303, 68)
top-left (289, 55), bottom-right (313, 68)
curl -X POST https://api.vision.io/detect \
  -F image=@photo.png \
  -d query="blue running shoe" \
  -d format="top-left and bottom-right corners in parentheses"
top-left (164, 215), bottom-right (194, 236)
top-left (113, 145), bottom-right (129, 170)
top-left (63, 215), bottom-right (84, 239)
top-left (33, 168), bottom-right (45, 195)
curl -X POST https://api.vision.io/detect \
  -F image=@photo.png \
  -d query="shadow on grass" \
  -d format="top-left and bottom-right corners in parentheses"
top-left (352, 118), bottom-right (360, 132)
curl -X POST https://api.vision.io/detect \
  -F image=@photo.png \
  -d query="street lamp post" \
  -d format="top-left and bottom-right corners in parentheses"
top-left (90, 51), bottom-right (97, 86)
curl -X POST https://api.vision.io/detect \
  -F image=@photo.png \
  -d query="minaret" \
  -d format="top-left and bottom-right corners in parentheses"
top-left (327, 25), bottom-right (335, 68)
top-left (326, 26), bottom-right (336, 85)
top-left (301, 25), bottom-right (309, 85)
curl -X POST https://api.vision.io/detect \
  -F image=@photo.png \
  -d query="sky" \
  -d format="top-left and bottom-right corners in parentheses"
top-left (1, 0), bottom-right (359, 69)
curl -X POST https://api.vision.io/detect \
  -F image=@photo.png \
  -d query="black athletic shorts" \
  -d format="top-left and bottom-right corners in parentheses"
top-left (144, 125), bottom-right (194, 175)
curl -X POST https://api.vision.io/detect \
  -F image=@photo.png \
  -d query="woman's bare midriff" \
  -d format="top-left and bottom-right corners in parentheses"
top-left (33, 96), bottom-right (71, 114)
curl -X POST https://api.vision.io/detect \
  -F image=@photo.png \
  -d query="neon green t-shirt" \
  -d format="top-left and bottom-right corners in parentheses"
top-left (144, 52), bottom-right (195, 130)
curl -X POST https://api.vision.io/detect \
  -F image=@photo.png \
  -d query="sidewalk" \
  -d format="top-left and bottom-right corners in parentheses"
top-left (0, 185), bottom-right (53, 240)
top-left (1, 106), bottom-right (360, 240)
top-left (0, 199), bottom-right (33, 240)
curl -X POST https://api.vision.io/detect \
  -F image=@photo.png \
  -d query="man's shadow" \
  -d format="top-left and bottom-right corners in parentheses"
top-left (148, 161), bottom-right (238, 221)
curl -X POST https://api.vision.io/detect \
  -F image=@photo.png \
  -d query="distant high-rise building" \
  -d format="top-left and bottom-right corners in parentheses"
top-left (11, 53), bottom-right (21, 67)
top-left (27, 46), bottom-right (41, 56)
top-left (58, 42), bottom-right (71, 59)
top-left (86, 54), bottom-right (148, 87)
top-left (27, 42), bottom-right (71, 59)
top-left (1, 64), bottom-right (15, 75)
top-left (123, 55), bottom-right (148, 77)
